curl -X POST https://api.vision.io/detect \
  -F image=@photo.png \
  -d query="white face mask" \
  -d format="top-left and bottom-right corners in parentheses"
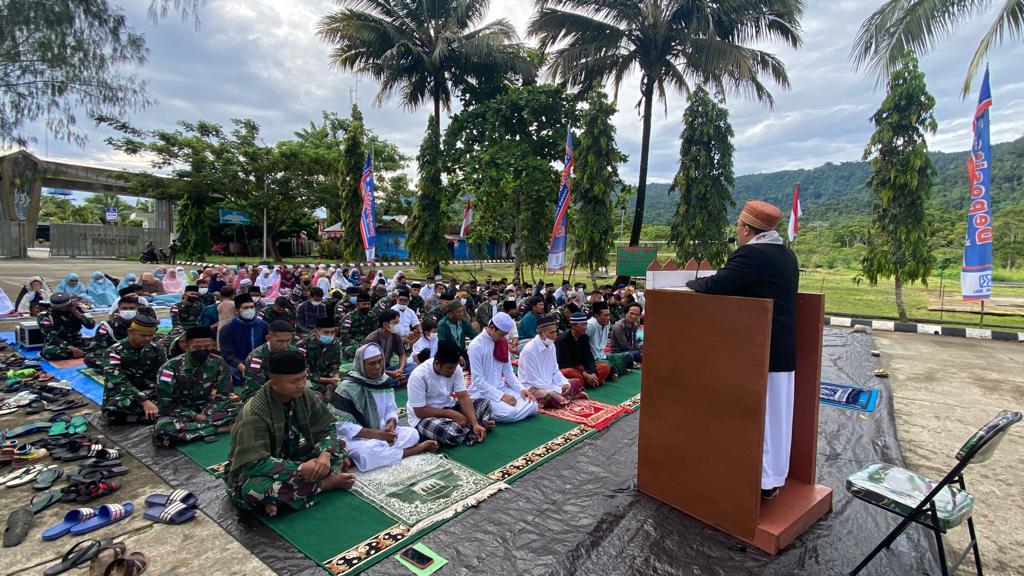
top-left (423, 332), bottom-right (433, 340)
top-left (240, 309), bottom-right (257, 320)
top-left (119, 309), bottom-right (137, 321)
top-left (396, 304), bottom-right (407, 311)
top-left (540, 336), bottom-right (553, 346)
top-left (198, 287), bottom-right (209, 295)
top-left (459, 298), bottom-right (467, 305)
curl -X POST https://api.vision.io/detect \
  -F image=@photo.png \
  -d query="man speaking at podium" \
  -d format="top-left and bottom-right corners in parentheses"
top-left (686, 200), bottom-right (798, 500)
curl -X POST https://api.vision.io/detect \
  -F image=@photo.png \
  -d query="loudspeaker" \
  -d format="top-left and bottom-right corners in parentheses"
top-left (17, 322), bottom-right (43, 348)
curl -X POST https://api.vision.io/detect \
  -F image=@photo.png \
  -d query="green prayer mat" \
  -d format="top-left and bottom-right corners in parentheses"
top-left (176, 434), bottom-right (232, 475)
top-left (352, 453), bottom-right (505, 529)
top-left (585, 369), bottom-right (642, 406)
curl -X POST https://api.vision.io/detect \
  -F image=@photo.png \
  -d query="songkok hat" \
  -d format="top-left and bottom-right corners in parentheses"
top-left (491, 312), bottom-right (515, 333)
top-left (537, 315), bottom-right (558, 329)
top-left (118, 286), bottom-right (140, 297)
top-left (274, 296), bottom-right (290, 307)
top-left (485, 289), bottom-right (498, 297)
top-left (739, 200), bottom-right (782, 231)
top-left (345, 287), bottom-right (360, 294)
top-left (119, 294), bottom-right (139, 305)
top-left (269, 320), bottom-right (294, 333)
top-left (591, 301), bottom-right (609, 313)
top-left (130, 314), bottom-right (159, 334)
top-left (185, 325), bottom-right (213, 340)
top-left (315, 317), bottom-right (335, 329)
top-left (234, 294), bottom-right (253, 308)
top-left (411, 282), bottom-right (422, 288)
top-left (356, 293), bottom-right (371, 302)
top-left (50, 293), bottom-right (72, 307)
top-left (569, 312), bottom-right (588, 324)
top-left (397, 288), bottom-right (410, 298)
top-left (439, 291), bottom-right (453, 301)
top-left (184, 285), bottom-right (199, 292)
top-left (268, 350), bottom-right (306, 375)
top-left (446, 300), bottom-right (464, 312)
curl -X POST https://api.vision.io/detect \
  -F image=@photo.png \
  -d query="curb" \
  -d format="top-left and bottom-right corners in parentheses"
top-left (825, 315), bottom-right (1024, 343)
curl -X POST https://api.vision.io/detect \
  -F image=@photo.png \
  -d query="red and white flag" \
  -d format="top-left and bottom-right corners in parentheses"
top-left (787, 184), bottom-right (803, 242)
top-left (459, 199), bottom-right (472, 239)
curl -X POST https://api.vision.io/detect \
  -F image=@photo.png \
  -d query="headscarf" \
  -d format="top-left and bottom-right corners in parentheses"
top-left (388, 270), bottom-right (405, 291)
top-left (331, 268), bottom-right (351, 291)
top-left (55, 273), bottom-right (88, 298)
top-left (153, 267), bottom-right (167, 281)
top-left (208, 273), bottom-right (226, 293)
top-left (233, 269), bottom-right (250, 290)
top-left (162, 268), bottom-right (184, 293)
top-left (254, 267), bottom-right (274, 293)
top-left (279, 268), bottom-right (297, 289)
top-left (85, 270), bottom-right (118, 308)
top-left (16, 276), bottom-right (52, 313)
top-left (330, 343), bottom-right (395, 430)
top-left (315, 272), bottom-right (331, 294)
top-left (117, 273), bottom-right (137, 292)
top-left (347, 343), bottom-right (391, 387)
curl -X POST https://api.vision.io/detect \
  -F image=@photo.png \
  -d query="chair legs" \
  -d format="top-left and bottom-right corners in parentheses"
top-left (929, 501), bottom-right (949, 576)
top-left (849, 514), bottom-right (918, 575)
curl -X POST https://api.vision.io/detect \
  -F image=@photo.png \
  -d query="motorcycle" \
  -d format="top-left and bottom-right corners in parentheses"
top-left (139, 249), bottom-right (159, 263)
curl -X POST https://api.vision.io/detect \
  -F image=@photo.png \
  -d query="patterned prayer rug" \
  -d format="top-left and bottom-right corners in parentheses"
top-left (351, 453), bottom-right (506, 531)
top-left (538, 399), bottom-right (633, 430)
top-left (48, 357), bottom-right (85, 369)
top-left (820, 381), bottom-right (879, 413)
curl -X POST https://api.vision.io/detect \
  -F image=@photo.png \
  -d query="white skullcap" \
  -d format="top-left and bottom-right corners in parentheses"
top-left (492, 312), bottom-right (515, 333)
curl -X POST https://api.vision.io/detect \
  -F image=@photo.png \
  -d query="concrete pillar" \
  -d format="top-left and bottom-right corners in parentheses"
top-left (156, 199), bottom-right (174, 235)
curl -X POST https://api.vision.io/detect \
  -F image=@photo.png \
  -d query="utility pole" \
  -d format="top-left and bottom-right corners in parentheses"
top-left (262, 179), bottom-right (268, 260)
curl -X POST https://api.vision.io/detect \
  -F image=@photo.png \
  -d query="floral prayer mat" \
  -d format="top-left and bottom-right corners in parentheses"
top-left (538, 399), bottom-right (633, 430)
top-left (351, 453), bottom-right (507, 530)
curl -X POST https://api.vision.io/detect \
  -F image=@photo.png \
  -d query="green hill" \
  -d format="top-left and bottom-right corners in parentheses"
top-left (631, 135), bottom-right (1024, 224)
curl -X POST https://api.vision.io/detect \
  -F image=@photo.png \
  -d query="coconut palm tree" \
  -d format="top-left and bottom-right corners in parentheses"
top-left (528, 0), bottom-right (804, 247)
top-left (317, 0), bottom-right (535, 139)
top-left (853, 0), bottom-right (1022, 97)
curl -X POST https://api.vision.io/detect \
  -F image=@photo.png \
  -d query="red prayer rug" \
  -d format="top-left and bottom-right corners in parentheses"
top-left (538, 399), bottom-right (632, 431)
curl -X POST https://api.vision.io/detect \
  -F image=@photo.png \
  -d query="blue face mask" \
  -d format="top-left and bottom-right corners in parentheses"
top-left (319, 334), bottom-right (335, 345)
top-left (349, 296), bottom-right (357, 304)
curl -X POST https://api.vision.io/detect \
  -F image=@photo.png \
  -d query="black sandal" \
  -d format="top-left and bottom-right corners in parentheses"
top-left (43, 538), bottom-right (110, 575)
top-left (2, 506), bottom-right (33, 548)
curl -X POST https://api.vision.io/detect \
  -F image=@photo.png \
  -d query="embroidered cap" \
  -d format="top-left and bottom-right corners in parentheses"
top-left (739, 200), bottom-right (782, 231)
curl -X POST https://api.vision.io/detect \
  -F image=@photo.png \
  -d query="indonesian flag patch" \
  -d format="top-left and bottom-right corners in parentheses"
top-left (108, 353), bottom-right (121, 365)
top-left (250, 357), bottom-right (263, 370)
top-left (159, 369), bottom-right (174, 383)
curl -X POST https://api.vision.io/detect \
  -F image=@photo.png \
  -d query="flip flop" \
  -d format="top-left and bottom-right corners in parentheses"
top-left (61, 480), bottom-right (120, 504)
top-left (0, 402), bottom-right (17, 416)
top-left (104, 550), bottom-right (148, 576)
top-left (0, 464), bottom-right (27, 484)
top-left (65, 444), bottom-right (119, 463)
top-left (29, 489), bottom-right (62, 514)
top-left (144, 489), bottom-right (198, 508)
top-left (3, 421), bottom-right (51, 438)
top-left (43, 538), bottom-right (108, 575)
top-left (89, 541), bottom-right (127, 576)
top-left (69, 503), bottom-right (133, 536)
top-left (32, 465), bottom-right (64, 490)
top-left (48, 412), bottom-right (71, 423)
top-left (69, 415), bottom-right (88, 435)
top-left (24, 398), bottom-right (47, 414)
top-left (48, 399), bottom-right (87, 411)
top-left (144, 500), bottom-right (196, 525)
top-left (2, 506), bottom-right (33, 547)
top-left (42, 508), bottom-right (97, 540)
top-left (13, 447), bottom-right (48, 467)
top-left (4, 464), bottom-right (42, 487)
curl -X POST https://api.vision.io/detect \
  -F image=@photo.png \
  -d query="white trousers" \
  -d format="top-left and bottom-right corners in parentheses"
top-left (488, 395), bottom-right (538, 423)
top-left (346, 425), bottom-right (420, 472)
top-left (762, 371), bottom-right (795, 490)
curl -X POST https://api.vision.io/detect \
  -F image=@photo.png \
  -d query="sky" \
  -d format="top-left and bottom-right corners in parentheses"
top-left (15, 0), bottom-right (1024, 193)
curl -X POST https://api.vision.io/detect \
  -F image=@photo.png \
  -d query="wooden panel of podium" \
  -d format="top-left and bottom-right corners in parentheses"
top-left (637, 289), bottom-right (832, 554)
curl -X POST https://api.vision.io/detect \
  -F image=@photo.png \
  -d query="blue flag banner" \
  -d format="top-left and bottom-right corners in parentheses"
top-left (962, 68), bottom-right (993, 301)
top-left (546, 127), bottom-right (574, 272)
top-left (359, 153), bottom-right (377, 263)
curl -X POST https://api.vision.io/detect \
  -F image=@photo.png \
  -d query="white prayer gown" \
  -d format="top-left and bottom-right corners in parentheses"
top-left (467, 332), bottom-right (537, 423)
top-left (335, 388), bottom-right (419, 472)
top-left (517, 335), bottom-right (568, 393)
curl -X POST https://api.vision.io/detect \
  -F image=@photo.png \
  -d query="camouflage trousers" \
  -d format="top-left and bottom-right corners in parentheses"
top-left (341, 341), bottom-right (359, 362)
top-left (102, 390), bottom-right (154, 425)
top-left (229, 454), bottom-right (342, 512)
top-left (41, 336), bottom-right (91, 361)
top-left (83, 347), bottom-right (107, 371)
top-left (152, 397), bottom-right (241, 445)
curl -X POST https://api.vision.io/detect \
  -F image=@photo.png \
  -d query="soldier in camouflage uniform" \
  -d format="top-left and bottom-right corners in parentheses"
top-left (153, 326), bottom-right (240, 446)
top-left (556, 302), bottom-right (581, 334)
top-left (197, 278), bottom-right (216, 307)
top-left (84, 295), bottom-right (141, 370)
top-left (259, 296), bottom-right (297, 329)
top-left (240, 320), bottom-right (300, 399)
top-left (408, 282), bottom-right (426, 315)
top-left (334, 287), bottom-right (360, 319)
top-left (369, 284), bottom-right (388, 308)
top-left (225, 351), bottom-right (353, 516)
top-left (297, 317), bottom-right (342, 400)
top-left (170, 285), bottom-right (205, 330)
top-left (608, 294), bottom-right (625, 325)
top-left (424, 292), bottom-right (453, 327)
top-left (338, 293), bottom-right (376, 361)
top-left (39, 292), bottom-right (95, 360)
top-left (98, 315), bottom-right (166, 423)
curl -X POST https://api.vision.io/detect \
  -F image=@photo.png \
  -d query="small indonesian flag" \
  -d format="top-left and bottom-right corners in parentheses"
top-left (250, 357), bottom-right (263, 370)
top-left (159, 369), bottom-right (174, 383)
top-left (459, 199), bottom-right (472, 240)
top-left (787, 184), bottom-right (803, 242)
top-left (108, 353), bottom-right (121, 365)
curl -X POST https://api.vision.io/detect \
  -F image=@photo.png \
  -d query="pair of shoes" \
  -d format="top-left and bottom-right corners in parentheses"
top-left (761, 487), bottom-right (779, 499)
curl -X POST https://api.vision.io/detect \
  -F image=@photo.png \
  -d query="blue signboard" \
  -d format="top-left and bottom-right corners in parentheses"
top-left (219, 209), bottom-right (250, 225)
top-left (104, 207), bottom-right (118, 222)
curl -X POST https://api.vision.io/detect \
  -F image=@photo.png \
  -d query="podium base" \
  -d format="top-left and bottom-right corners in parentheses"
top-left (753, 481), bottom-right (833, 555)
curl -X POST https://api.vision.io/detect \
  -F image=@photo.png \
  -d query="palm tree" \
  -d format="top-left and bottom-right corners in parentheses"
top-left (529, 0), bottom-right (804, 247)
top-left (317, 0), bottom-right (535, 139)
top-left (853, 0), bottom-right (1022, 97)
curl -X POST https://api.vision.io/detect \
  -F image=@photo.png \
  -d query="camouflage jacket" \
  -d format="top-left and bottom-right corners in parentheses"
top-left (241, 342), bottom-right (300, 397)
top-left (156, 353), bottom-right (231, 419)
top-left (409, 295), bottom-right (425, 314)
top-left (339, 308), bottom-right (376, 347)
top-left (297, 333), bottom-right (341, 382)
top-left (100, 338), bottom-right (168, 404)
top-left (425, 305), bottom-right (446, 326)
top-left (373, 295), bottom-right (395, 315)
top-left (199, 292), bottom-right (216, 307)
top-left (37, 309), bottom-right (95, 343)
top-left (259, 307), bottom-right (296, 329)
top-left (334, 300), bottom-right (356, 320)
top-left (92, 315), bottom-right (132, 350)
top-left (170, 300), bottom-right (205, 330)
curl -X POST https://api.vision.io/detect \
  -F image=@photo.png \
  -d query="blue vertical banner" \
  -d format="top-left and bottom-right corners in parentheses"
top-left (961, 68), bottom-right (993, 301)
top-left (546, 126), bottom-right (574, 272)
top-left (359, 152), bottom-right (377, 263)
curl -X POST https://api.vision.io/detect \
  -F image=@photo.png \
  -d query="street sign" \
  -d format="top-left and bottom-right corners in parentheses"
top-left (616, 245), bottom-right (659, 276)
top-left (219, 209), bottom-right (250, 225)
top-left (104, 207), bottom-right (117, 222)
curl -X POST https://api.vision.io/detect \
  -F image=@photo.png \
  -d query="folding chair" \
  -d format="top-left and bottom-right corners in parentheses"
top-left (846, 410), bottom-right (1021, 576)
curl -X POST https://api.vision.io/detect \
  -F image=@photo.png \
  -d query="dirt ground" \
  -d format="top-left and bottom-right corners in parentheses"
top-left (875, 331), bottom-right (1024, 576)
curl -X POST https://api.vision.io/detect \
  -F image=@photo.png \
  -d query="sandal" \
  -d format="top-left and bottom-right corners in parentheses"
top-left (43, 508), bottom-right (97, 540)
top-left (2, 420), bottom-right (51, 438)
top-left (64, 444), bottom-right (119, 463)
top-left (24, 398), bottom-right (47, 414)
top-left (103, 550), bottom-right (148, 576)
top-left (4, 464), bottom-right (43, 487)
top-left (90, 541), bottom-right (127, 576)
top-left (2, 506), bottom-right (33, 547)
top-left (32, 465), bottom-right (64, 490)
top-left (61, 480), bottom-right (121, 504)
top-left (143, 501), bottom-right (195, 525)
top-left (69, 503), bottom-right (134, 536)
top-left (48, 399), bottom-right (87, 411)
top-left (144, 489), bottom-right (198, 508)
top-left (43, 538), bottom-right (109, 575)
top-left (29, 489), bottom-right (62, 514)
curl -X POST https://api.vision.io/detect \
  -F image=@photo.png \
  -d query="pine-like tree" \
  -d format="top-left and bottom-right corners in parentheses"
top-left (862, 52), bottom-right (937, 321)
top-left (407, 116), bottom-right (449, 274)
top-left (339, 104), bottom-right (366, 262)
top-left (572, 90), bottom-right (627, 287)
top-left (669, 87), bottom-right (736, 267)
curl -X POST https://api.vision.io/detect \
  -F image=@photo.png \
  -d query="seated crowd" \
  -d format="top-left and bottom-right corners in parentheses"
top-left (32, 263), bottom-right (646, 516)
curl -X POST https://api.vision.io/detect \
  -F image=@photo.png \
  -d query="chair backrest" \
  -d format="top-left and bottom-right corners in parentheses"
top-left (956, 410), bottom-right (1022, 465)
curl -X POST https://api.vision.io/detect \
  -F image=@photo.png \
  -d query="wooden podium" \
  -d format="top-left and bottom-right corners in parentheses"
top-left (637, 289), bottom-right (832, 554)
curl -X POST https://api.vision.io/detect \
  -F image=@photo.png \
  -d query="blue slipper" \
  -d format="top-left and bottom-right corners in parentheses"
top-left (41, 508), bottom-right (96, 540)
top-left (68, 503), bottom-right (133, 536)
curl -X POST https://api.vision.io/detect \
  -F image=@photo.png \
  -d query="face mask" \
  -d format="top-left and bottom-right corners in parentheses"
top-left (189, 349), bottom-right (210, 364)
top-left (423, 332), bottom-right (433, 340)
top-left (199, 288), bottom-right (209, 295)
top-left (540, 336), bottom-right (553, 346)
top-left (94, 278), bottom-right (104, 284)
top-left (460, 298), bottom-right (467, 305)
top-left (186, 295), bottom-right (198, 303)
top-left (119, 309), bottom-right (137, 321)
top-left (396, 304), bottom-right (407, 312)
top-left (240, 309), bottom-right (257, 320)
top-left (312, 299), bottom-right (322, 305)
top-left (349, 296), bottom-right (357, 304)
top-left (388, 323), bottom-right (399, 332)
top-left (318, 334), bottom-right (335, 345)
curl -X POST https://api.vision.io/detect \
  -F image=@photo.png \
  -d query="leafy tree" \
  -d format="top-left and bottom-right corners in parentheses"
top-left (39, 196), bottom-right (93, 224)
top-left (853, 0), bottom-right (1023, 96)
top-left (572, 90), bottom-right (627, 288)
top-left (861, 52), bottom-right (937, 321)
top-left (407, 116), bottom-right (449, 273)
top-left (0, 0), bottom-right (150, 147)
top-left (379, 174), bottom-right (415, 217)
top-left (338, 104), bottom-right (366, 261)
top-left (82, 192), bottom-right (138, 226)
top-left (613, 184), bottom-right (636, 239)
top-left (994, 205), bottom-right (1024, 269)
top-left (669, 87), bottom-right (736, 267)
top-left (529, 0), bottom-right (803, 254)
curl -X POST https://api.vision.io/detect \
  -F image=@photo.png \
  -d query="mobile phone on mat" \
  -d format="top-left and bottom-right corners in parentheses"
top-left (399, 546), bottom-right (434, 569)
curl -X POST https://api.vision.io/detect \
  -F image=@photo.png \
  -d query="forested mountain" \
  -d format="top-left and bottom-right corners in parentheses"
top-left (631, 136), bottom-right (1024, 224)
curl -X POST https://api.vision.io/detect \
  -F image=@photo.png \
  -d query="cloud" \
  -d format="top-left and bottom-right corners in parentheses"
top-left (14, 0), bottom-right (1024, 193)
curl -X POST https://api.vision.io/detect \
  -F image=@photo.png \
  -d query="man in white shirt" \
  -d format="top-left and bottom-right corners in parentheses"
top-left (407, 342), bottom-right (493, 446)
top-left (411, 319), bottom-right (438, 364)
top-left (390, 288), bottom-right (421, 342)
top-left (519, 315), bottom-right (587, 407)
top-left (330, 344), bottom-right (437, 471)
top-left (467, 313), bottom-right (536, 423)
